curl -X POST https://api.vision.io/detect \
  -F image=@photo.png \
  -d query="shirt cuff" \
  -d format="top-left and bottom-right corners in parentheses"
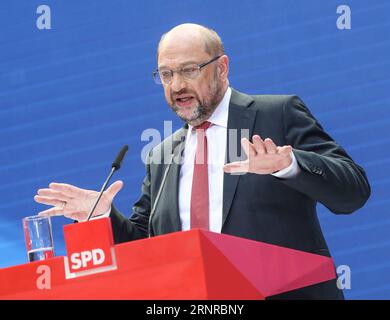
top-left (272, 150), bottom-right (300, 179)
top-left (89, 207), bottom-right (112, 220)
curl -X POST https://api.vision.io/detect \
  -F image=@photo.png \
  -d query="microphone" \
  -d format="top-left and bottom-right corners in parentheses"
top-left (112, 145), bottom-right (128, 170)
top-left (86, 145), bottom-right (129, 221)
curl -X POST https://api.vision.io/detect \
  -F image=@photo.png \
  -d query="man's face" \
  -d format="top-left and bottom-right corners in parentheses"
top-left (157, 37), bottom-right (225, 126)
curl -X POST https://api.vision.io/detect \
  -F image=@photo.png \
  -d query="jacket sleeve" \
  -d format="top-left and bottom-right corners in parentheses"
top-left (109, 152), bottom-right (152, 243)
top-left (279, 96), bottom-right (371, 214)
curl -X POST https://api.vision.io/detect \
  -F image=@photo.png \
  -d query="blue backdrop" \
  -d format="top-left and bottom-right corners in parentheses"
top-left (0, 0), bottom-right (389, 299)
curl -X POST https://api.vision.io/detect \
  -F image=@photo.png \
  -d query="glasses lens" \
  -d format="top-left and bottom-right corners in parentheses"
top-left (181, 65), bottom-right (200, 80)
top-left (159, 70), bottom-right (173, 85)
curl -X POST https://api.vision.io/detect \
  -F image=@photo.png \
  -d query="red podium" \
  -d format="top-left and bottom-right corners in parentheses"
top-left (0, 218), bottom-right (336, 299)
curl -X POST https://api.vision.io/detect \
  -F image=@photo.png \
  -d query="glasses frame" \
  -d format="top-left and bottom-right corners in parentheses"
top-left (153, 55), bottom-right (222, 85)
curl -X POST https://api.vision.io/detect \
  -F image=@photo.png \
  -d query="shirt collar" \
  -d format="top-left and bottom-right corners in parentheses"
top-left (207, 86), bottom-right (231, 128)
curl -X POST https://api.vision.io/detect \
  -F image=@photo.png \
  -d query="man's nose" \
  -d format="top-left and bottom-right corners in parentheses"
top-left (170, 72), bottom-right (187, 92)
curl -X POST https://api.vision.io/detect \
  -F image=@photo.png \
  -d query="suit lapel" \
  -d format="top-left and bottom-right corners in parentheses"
top-left (161, 125), bottom-right (187, 233)
top-left (222, 88), bottom-right (256, 227)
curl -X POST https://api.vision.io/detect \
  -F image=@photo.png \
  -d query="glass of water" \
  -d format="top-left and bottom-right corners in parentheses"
top-left (22, 215), bottom-right (55, 262)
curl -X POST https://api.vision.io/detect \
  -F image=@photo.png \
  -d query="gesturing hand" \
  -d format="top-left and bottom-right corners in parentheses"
top-left (34, 180), bottom-right (123, 222)
top-left (223, 135), bottom-right (293, 175)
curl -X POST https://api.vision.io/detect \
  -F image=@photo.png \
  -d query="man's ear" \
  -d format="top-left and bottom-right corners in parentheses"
top-left (218, 55), bottom-right (229, 81)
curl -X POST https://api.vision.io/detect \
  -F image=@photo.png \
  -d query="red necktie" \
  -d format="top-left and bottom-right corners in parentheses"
top-left (190, 121), bottom-right (212, 230)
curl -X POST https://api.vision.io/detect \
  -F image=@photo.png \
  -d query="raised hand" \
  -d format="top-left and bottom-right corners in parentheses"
top-left (34, 180), bottom-right (123, 222)
top-left (223, 135), bottom-right (293, 175)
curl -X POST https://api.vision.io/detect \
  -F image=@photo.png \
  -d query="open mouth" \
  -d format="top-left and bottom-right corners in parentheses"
top-left (175, 96), bottom-right (195, 107)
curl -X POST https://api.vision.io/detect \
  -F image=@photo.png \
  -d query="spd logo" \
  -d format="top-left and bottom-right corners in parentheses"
top-left (70, 249), bottom-right (106, 270)
top-left (63, 218), bottom-right (117, 279)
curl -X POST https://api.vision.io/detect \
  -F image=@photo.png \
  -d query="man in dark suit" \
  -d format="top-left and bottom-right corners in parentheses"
top-left (34, 23), bottom-right (370, 299)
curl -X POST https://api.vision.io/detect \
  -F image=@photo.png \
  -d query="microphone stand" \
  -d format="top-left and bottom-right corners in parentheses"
top-left (148, 153), bottom-right (174, 237)
top-left (86, 145), bottom-right (128, 221)
top-left (86, 167), bottom-right (116, 222)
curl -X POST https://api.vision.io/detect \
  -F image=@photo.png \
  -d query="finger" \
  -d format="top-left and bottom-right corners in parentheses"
top-left (105, 180), bottom-right (124, 200)
top-left (278, 145), bottom-right (293, 156)
top-left (64, 211), bottom-right (87, 222)
top-left (34, 195), bottom-right (66, 208)
top-left (49, 182), bottom-right (85, 197)
top-left (241, 138), bottom-right (257, 158)
top-left (37, 189), bottom-right (72, 202)
top-left (264, 138), bottom-right (277, 154)
top-left (38, 207), bottom-right (65, 217)
top-left (223, 161), bottom-right (249, 173)
top-left (252, 135), bottom-right (266, 154)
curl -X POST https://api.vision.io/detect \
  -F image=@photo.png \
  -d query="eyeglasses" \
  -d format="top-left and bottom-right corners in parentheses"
top-left (153, 55), bottom-right (222, 85)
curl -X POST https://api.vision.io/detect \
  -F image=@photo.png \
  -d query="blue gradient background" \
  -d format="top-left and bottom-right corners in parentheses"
top-left (0, 0), bottom-right (389, 299)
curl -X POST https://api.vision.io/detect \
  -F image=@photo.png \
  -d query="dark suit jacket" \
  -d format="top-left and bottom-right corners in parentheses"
top-left (109, 88), bottom-right (371, 299)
